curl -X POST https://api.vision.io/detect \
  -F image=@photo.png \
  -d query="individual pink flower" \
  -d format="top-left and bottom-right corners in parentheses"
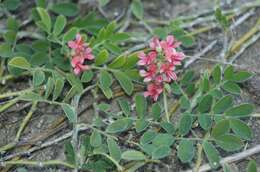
top-left (160, 35), bottom-right (181, 51)
top-left (68, 33), bottom-right (85, 52)
top-left (160, 63), bottom-right (177, 82)
top-left (165, 49), bottom-right (185, 65)
top-left (71, 57), bottom-right (89, 75)
top-left (82, 47), bottom-right (94, 60)
top-left (149, 37), bottom-right (161, 52)
top-left (138, 51), bottom-right (157, 66)
top-left (144, 82), bottom-right (163, 101)
top-left (139, 64), bottom-right (157, 82)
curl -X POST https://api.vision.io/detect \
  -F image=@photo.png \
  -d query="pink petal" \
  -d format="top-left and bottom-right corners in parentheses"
top-left (74, 67), bottom-right (81, 75)
top-left (166, 35), bottom-right (174, 45)
top-left (68, 41), bottom-right (77, 49)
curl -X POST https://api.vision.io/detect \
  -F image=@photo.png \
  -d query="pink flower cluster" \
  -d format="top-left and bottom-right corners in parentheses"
top-left (68, 34), bottom-right (94, 75)
top-left (138, 35), bottom-right (185, 101)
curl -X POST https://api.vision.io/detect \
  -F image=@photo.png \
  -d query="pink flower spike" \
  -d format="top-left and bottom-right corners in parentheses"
top-left (144, 82), bottom-right (163, 101)
top-left (160, 63), bottom-right (177, 82)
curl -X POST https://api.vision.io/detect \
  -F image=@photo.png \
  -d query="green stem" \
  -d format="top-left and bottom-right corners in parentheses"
top-left (0, 88), bottom-right (33, 99)
top-left (71, 95), bottom-right (80, 172)
top-left (0, 160), bottom-right (75, 169)
top-left (15, 101), bottom-right (38, 141)
top-left (163, 87), bottom-right (170, 123)
top-left (0, 98), bottom-right (19, 113)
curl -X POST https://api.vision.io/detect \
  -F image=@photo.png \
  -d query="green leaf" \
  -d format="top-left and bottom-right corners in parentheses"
top-left (160, 122), bottom-right (176, 134)
top-left (198, 94), bottom-right (213, 113)
top-left (140, 144), bottom-right (156, 156)
top-left (178, 113), bottom-right (192, 136)
top-left (4, 31), bottom-right (17, 44)
top-left (140, 130), bottom-right (156, 145)
top-left (211, 119), bottom-right (230, 138)
top-left (52, 78), bottom-right (64, 100)
top-left (63, 27), bottom-right (78, 43)
top-left (222, 81), bottom-right (241, 95)
top-left (213, 95), bottom-right (233, 114)
top-left (131, 0), bottom-right (143, 19)
top-left (135, 94), bottom-right (147, 118)
top-left (122, 150), bottom-right (146, 160)
top-left (90, 130), bottom-right (102, 147)
top-left (211, 65), bottom-right (221, 84)
top-left (225, 104), bottom-right (254, 117)
top-left (135, 119), bottom-right (149, 133)
top-left (97, 103), bottom-right (110, 112)
top-left (180, 95), bottom-right (191, 110)
top-left (106, 118), bottom-right (133, 133)
top-left (64, 141), bottom-right (76, 165)
top-left (202, 140), bottom-right (220, 169)
top-left (99, 70), bottom-right (113, 88)
top-left (61, 104), bottom-right (76, 123)
top-left (151, 103), bottom-right (161, 120)
top-left (44, 77), bottom-right (54, 99)
top-left (110, 33), bottom-right (130, 43)
top-left (198, 114), bottom-right (212, 131)
top-left (215, 134), bottom-right (243, 152)
top-left (33, 70), bottom-right (45, 87)
top-left (113, 71), bottom-right (133, 96)
top-left (51, 3), bottom-right (79, 17)
top-left (215, 8), bottom-right (229, 30)
top-left (104, 42), bottom-right (121, 54)
top-left (123, 53), bottom-right (139, 69)
top-left (230, 119), bottom-right (253, 140)
top-left (152, 133), bottom-right (174, 147)
top-left (99, 86), bottom-right (113, 99)
top-left (37, 7), bottom-right (51, 33)
top-left (201, 73), bottom-right (210, 93)
top-left (153, 27), bottom-right (169, 39)
top-left (53, 15), bottom-right (67, 36)
top-left (30, 52), bottom-right (48, 66)
top-left (170, 82), bottom-right (182, 95)
top-left (117, 98), bottom-right (131, 116)
top-left (7, 17), bottom-right (19, 31)
top-left (8, 56), bottom-right (31, 69)
top-left (224, 66), bottom-right (234, 80)
top-left (231, 71), bottom-right (253, 82)
top-left (81, 70), bottom-right (94, 83)
top-left (95, 49), bottom-right (109, 66)
top-left (36, 0), bottom-right (46, 8)
top-left (107, 138), bottom-right (121, 162)
top-left (177, 140), bottom-right (195, 163)
top-left (152, 146), bottom-right (171, 160)
top-left (3, 0), bottom-right (20, 11)
top-left (246, 160), bottom-right (257, 172)
top-left (108, 56), bottom-right (126, 68)
top-left (20, 92), bottom-right (44, 101)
